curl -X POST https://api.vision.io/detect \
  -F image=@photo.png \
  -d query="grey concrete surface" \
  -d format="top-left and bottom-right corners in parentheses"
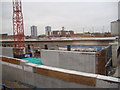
top-left (41, 50), bottom-right (96, 73)
top-left (109, 42), bottom-right (119, 67)
top-left (2, 64), bottom-right (93, 88)
top-left (1, 55), bottom-right (120, 88)
top-left (41, 50), bottom-right (59, 67)
top-left (96, 79), bottom-right (119, 88)
top-left (0, 47), bottom-right (13, 57)
top-left (2, 60), bottom-right (120, 88)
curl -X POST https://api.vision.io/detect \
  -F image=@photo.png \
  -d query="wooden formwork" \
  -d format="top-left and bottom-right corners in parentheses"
top-left (1, 57), bottom-right (20, 65)
top-left (96, 49), bottom-right (106, 75)
top-left (35, 67), bottom-right (96, 86)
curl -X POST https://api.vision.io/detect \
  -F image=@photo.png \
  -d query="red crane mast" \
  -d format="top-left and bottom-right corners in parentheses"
top-left (13, 0), bottom-right (25, 48)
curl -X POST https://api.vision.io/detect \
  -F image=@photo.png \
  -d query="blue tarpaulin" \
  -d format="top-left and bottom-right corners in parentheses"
top-left (21, 57), bottom-right (43, 65)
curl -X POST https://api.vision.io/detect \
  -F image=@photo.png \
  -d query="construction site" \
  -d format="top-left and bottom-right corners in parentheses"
top-left (0, 0), bottom-right (120, 89)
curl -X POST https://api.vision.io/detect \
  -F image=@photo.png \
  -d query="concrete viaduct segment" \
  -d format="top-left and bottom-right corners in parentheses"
top-left (1, 37), bottom-right (117, 48)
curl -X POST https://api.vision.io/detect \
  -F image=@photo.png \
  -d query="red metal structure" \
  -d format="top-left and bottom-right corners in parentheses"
top-left (13, 0), bottom-right (25, 48)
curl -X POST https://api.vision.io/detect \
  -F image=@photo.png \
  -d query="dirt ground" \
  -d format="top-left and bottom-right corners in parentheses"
top-left (2, 80), bottom-right (33, 90)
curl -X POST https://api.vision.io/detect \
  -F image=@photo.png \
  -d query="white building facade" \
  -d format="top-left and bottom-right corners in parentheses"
top-left (111, 20), bottom-right (120, 36)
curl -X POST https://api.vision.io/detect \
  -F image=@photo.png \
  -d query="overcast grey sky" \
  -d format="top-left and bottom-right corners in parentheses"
top-left (2, 1), bottom-right (118, 35)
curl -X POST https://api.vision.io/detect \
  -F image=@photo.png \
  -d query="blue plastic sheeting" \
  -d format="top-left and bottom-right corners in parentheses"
top-left (97, 46), bottom-right (103, 51)
top-left (21, 57), bottom-right (43, 65)
top-left (59, 45), bottom-right (103, 51)
top-left (22, 53), bottom-right (32, 58)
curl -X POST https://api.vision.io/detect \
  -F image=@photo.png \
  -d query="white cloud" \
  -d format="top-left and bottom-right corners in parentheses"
top-left (2, 2), bottom-right (118, 35)
top-left (1, 0), bottom-right (119, 2)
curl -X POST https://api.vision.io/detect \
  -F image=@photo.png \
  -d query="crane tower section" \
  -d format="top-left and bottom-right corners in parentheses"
top-left (13, 0), bottom-right (25, 48)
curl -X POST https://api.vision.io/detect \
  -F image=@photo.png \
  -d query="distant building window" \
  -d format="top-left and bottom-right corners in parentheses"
top-left (66, 32), bottom-right (70, 35)
top-left (58, 32), bottom-right (61, 35)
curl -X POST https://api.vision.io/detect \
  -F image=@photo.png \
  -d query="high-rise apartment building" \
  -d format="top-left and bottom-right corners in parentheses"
top-left (31, 26), bottom-right (37, 36)
top-left (45, 26), bottom-right (51, 36)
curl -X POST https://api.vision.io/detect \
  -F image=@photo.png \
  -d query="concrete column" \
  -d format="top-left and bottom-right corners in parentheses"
top-left (25, 44), bottom-right (31, 53)
top-left (30, 45), bottom-right (34, 57)
top-left (44, 45), bottom-right (48, 50)
top-left (67, 45), bottom-right (71, 51)
top-left (23, 47), bottom-right (26, 54)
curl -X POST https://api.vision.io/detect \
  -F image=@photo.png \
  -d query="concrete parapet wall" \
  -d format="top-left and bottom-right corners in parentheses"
top-left (1, 56), bottom-right (120, 88)
top-left (41, 50), bottom-right (96, 73)
top-left (0, 47), bottom-right (13, 57)
top-left (41, 50), bottom-right (59, 67)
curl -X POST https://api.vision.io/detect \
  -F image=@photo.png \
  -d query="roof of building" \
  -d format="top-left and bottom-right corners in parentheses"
top-left (111, 19), bottom-right (120, 23)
